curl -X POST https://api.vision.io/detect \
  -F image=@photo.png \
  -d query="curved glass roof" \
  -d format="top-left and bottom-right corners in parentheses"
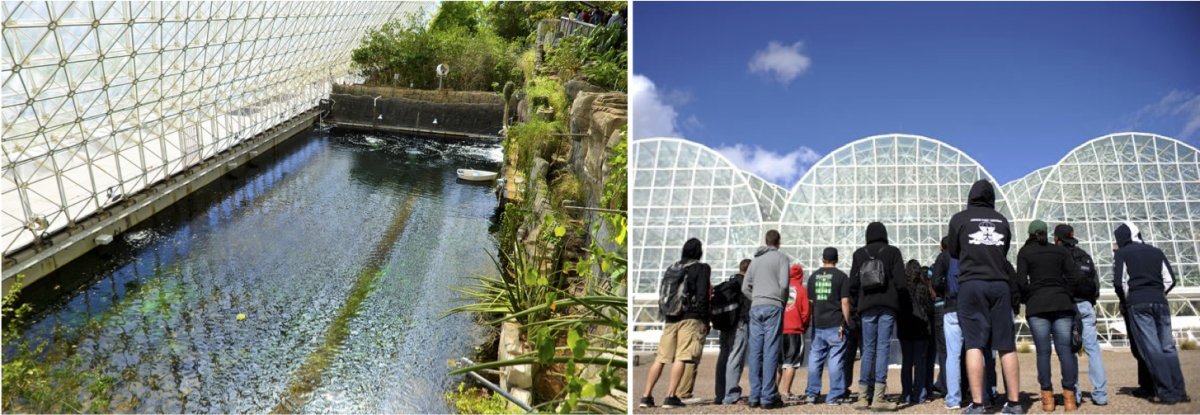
top-left (1, 1), bottom-right (428, 255)
top-left (630, 138), bottom-right (762, 332)
top-left (1002, 165), bottom-right (1053, 221)
top-left (1030, 133), bottom-right (1200, 290)
top-left (778, 134), bottom-right (1012, 272)
top-left (742, 172), bottom-right (788, 224)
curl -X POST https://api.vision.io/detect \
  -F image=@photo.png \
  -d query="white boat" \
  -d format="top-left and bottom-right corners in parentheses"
top-left (457, 169), bottom-right (498, 182)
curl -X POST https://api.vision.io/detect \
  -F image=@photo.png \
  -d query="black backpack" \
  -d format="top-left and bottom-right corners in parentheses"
top-left (659, 261), bottom-right (697, 320)
top-left (710, 278), bottom-right (742, 331)
top-left (860, 247), bottom-right (888, 291)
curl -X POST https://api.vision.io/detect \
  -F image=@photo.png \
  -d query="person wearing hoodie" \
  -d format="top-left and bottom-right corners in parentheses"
top-left (1054, 224), bottom-right (1109, 406)
top-left (1015, 220), bottom-right (1080, 412)
top-left (780, 263), bottom-right (812, 402)
top-left (933, 236), bottom-right (967, 410)
top-left (803, 247), bottom-right (852, 405)
top-left (639, 238), bottom-right (711, 409)
top-left (742, 230), bottom-right (791, 409)
top-left (1113, 222), bottom-right (1189, 404)
top-left (849, 221), bottom-right (907, 411)
top-left (720, 259), bottom-right (754, 405)
top-left (947, 180), bottom-right (1022, 415)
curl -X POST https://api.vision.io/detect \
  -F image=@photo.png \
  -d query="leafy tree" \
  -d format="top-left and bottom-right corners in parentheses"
top-left (430, 1), bottom-right (483, 33)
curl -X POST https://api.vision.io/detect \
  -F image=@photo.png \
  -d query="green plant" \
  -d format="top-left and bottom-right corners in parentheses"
top-left (525, 78), bottom-right (568, 119)
top-left (550, 173), bottom-right (584, 210)
top-left (1180, 339), bottom-right (1198, 350)
top-left (1016, 341), bottom-right (1033, 353)
top-left (445, 382), bottom-right (510, 414)
top-left (3, 276), bottom-right (117, 413)
top-left (446, 241), bottom-right (557, 326)
top-left (506, 119), bottom-right (561, 173)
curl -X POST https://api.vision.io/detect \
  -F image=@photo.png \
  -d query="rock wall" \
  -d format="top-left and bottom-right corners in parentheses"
top-left (327, 85), bottom-right (505, 137)
top-left (569, 91), bottom-right (627, 208)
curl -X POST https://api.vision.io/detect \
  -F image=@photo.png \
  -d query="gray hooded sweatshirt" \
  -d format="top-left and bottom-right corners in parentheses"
top-left (742, 246), bottom-right (791, 309)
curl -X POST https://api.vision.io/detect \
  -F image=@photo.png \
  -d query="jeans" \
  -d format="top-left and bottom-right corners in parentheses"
top-left (859, 310), bottom-right (896, 386)
top-left (715, 324), bottom-right (735, 402)
top-left (722, 321), bottom-right (749, 404)
top-left (1129, 302), bottom-right (1188, 402)
top-left (748, 305), bottom-right (783, 405)
top-left (900, 339), bottom-right (930, 403)
top-left (944, 311), bottom-right (963, 407)
top-left (1074, 301), bottom-right (1108, 404)
top-left (842, 322), bottom-right (860, 393)
top-left (1029, 311), bottom-right (1078, 391)
top-left (933, 305), bottom-right (946, 394)
top-left (804, 326), bottom-right (848, 401)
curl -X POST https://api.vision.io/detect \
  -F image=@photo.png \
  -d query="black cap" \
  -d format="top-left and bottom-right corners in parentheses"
top-left (1054, 224), bottom-right (1073, 239)
top-left (822, 247), bottom-right (838, 262)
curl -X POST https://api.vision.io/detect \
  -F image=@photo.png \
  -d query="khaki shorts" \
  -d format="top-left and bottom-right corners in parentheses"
top-left (655, 319), bottom-right (706, 365)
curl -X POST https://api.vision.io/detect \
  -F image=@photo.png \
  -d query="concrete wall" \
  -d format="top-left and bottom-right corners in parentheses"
top-left (327, 85), bottom-right (505, 137)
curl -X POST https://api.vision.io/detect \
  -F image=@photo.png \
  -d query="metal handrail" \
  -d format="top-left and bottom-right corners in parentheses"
top-left (457, 357), bottom-right (533, 413)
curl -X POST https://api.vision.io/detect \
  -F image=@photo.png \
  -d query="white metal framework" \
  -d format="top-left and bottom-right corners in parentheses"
top-left (1002, 165), bottom-right (1053, 223)
top-left (742, 171), bottom-right (788, 225)
top-left (630, 138), bottom-right (763, 345)
top-left (2, 1), bottom-right (428, 256)
top-left (779, 134), bottom-right (1012, 273)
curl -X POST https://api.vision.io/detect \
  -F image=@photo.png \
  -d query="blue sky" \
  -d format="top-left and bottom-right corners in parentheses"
top-left (632, 1), bottom-right (1200, 186)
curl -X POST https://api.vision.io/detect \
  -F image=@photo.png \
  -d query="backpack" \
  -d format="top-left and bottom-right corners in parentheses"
top-left (658, 261), bottom-right (696, 320)
top-left (860, 247), bottom-right (888, 291)
top-left (946, 258), bottom-right (961, 300)
top-left (1066, 246), bottom-right (1099, 301)
top-left (710, 278), bottom-right (742, 331)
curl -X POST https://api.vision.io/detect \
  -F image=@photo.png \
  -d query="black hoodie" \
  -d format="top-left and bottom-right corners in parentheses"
top-left (849, 222), bottom-right (907, 316)
top-left (1113, 223), bottom-right (1176, 306)
top-left (947, 180), bottom-right (1013, 284)
top-left (1015, 237), bottom-right (1079, 317)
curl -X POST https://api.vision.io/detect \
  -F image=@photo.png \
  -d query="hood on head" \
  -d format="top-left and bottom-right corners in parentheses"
top-left (967, 180), bottom-right (996, 209)
top-left (866, 222), bottom-right (888, 244)
top-left (682, 238), bottom-right (703, 261)
top-left (754, 245), bottom-right (776, 257)
top-left (1114, 222), bottom-right (1144, 248)
top-left (790, 263), bottom-right (803, 281)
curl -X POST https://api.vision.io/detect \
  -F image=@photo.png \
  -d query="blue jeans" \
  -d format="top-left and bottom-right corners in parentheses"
top-left (1028, 311), bottom-right (1078, 391)
top-left (804, 326), bottom-right (847, 401)
top-left (944, 311), bottom-right (964, 407)
top-left (859, 310), bottom-right (895, 386)
top-left (1129, 302), bottom-right (1188, 402)
top-left (722, 321), bottom-right (749, 404)
top-left (748, 305), bottom-right (783, 405)
top-left (900, 339), bottom-right (930, 403)
top-left (1075, 301), bottom-right (1108, 404)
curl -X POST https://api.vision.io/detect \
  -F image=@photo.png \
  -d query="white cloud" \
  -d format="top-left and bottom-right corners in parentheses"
top-left (1120, 89), bottom-right (1200, 142)
top-left (630, 74), bottom-right (682, 139)
top-left (748, 41), bottom-right (812, 85)
top-left (715, 144), bottom-right (822, 187)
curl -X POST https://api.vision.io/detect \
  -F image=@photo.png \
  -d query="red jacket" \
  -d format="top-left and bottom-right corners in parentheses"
top-left (784, 263), bottom-right (811, 335)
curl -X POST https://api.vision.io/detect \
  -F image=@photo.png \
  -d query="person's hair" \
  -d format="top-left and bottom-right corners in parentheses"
top-left (739, 259), bottom-right (752, 273)
top-left (905, 259), bottom-right (923, 285)
top-left (1028, 230), bottom-right (1048, 246)
top-left (823, 258), bottom-right (837, 265)
top-left (765, 229), bottom-right (781, 247)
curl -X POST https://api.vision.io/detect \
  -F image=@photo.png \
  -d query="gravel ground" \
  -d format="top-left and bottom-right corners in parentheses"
top-left (632, 349), bottom-right (1200, 414)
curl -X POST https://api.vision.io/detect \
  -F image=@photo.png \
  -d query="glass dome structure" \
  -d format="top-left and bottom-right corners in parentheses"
top-left (778, 134), bottom-right (1011, 273)
top-left (1030, 133), bottom-right (1200, 290)
top-left (743, 171), bottom-right (788, 225)
top-left (629, 138), bottom-right (763, 344)
top-left (1002, 165), bottom-right (1053, 222)
top-left (2, 1), bottom-right (428, 255)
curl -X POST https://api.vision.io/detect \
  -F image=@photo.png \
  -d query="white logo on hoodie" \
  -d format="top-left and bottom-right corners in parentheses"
top-left (968, 221), bottom-right (1006, 246)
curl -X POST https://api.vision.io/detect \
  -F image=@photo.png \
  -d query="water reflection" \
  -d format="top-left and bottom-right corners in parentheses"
top-left (7, 128), bottom-right (500, 413)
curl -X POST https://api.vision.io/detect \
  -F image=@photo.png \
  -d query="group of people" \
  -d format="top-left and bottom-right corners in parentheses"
top-left (639, 180), bottom-right (1190, 413)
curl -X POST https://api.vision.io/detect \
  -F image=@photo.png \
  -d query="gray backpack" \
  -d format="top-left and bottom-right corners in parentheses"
top-left (659, 261), bottom-right (696, 320)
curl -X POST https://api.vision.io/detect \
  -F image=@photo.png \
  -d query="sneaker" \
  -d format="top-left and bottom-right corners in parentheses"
top-left (748, 401), bottom-right (760, 408)
top-left (638, 396), bottom-right (655, 408)
top-left (945, 403), bottom-right (961, 410)
top-left (661, 396), bottom-right (685, 409)
top-left (962, 402), bottom-right (987, 414)
top-left (1091, 397), bottom-right (1108, 406)
top-left (762, 399), bottom-right (785, 409)
top-left (785, 394), bottom-right (802, 402)
top-left (805, 395), bottom-right (819, 405)
top-left (1000, 402), bottom-right (1024, 414)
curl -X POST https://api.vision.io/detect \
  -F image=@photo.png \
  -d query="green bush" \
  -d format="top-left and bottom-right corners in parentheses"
top-left (1180, 339), bottom-right (1198, 350)
top-left (445, 382), bottom-right (510, 414)
top-left (350, 15), bottom-right (521, 91)
top-left (506, 119), bottom-right (561, 173)
top-left (525, 78), bottom-right (568, 118)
